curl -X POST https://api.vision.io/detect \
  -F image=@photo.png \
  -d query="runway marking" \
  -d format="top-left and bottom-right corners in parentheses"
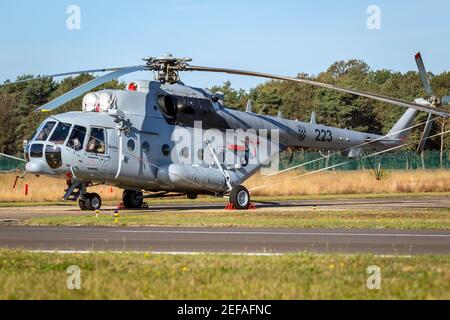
top-left (28, 250), bottom-right (283, 256)
top-left (111, 230), bottom-right (450, 238)
top-left (26, 250), bottom-right (414, 258)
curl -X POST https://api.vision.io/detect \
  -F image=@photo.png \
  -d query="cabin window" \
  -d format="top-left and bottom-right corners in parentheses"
top-left (142, 142), bottom-right (150, 153)
top-left (127, 139), bottom-right (136, 152)
top-left (180, 147), bottom-right (190, 158)
top-left (30, 144), bottom-right (44, 158)
top-left (162, 144), bottom-right (171, 157)
top-left (86, 127), bottom-right (106, 154)
top-left (35, 121), bottom-right (56, 141)
top-left (49, 122), bottom-right (71, 144)
top-left (67, 125), bottom-right (87, 151)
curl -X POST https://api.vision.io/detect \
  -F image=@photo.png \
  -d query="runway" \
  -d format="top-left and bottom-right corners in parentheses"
top-left (0, 196), bottom-right (448, 255)
top-left (0, 196), bottom-right (448, 220)
top-left (1, 226), bottom-right (450, 255)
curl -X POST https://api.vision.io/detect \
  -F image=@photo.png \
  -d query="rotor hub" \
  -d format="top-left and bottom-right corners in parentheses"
top-left (143, 54), bottom-right (192, 84)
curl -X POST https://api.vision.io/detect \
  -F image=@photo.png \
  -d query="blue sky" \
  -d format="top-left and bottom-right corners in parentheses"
top-left (1, 0), bottom-right (449, 90)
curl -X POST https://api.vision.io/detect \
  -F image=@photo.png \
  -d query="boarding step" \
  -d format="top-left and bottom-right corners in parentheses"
top-left (63, 180), bottom-right (83, 201)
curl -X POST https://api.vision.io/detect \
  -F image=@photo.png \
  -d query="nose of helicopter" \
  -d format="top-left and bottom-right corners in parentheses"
top-left (25, 158), bottom-right (56, 175)
top-left (24, 142), bottom-right (63, 175)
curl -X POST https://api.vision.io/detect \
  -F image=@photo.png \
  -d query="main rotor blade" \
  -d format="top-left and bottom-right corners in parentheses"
top-left (0, 153), bottom-right (26, 162)
top-left (415, 52), bottom-right (433, 96)
top-left (188, 65), bottom-right (450, 118)
top-left (35, 66), bottom-right (145, 112)
top-left (0, 67), bottom-right (135, 88)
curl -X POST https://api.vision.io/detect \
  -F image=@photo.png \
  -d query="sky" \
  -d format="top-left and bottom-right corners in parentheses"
top-left (0, 0), bottom-right (449, 90)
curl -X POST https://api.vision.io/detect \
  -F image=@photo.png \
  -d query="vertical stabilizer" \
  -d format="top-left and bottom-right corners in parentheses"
top-left (387, 108), bottom-right (417, 140)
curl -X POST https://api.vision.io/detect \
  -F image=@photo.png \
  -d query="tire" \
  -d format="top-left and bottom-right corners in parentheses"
top-left (123, 190), bottom-right (144, 209)
top-left (79, 198), bottom-right (87, 211)
top-left (87, 193), bottom-right (102, 211)
top-left (187, 193), bottom-right (198, 200)
top-left (229, 185), bottom-right (251, 210)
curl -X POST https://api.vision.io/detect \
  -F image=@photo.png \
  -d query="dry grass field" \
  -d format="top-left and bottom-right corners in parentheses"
top-left (0, 169), bottom-right (449, 203)
top-left (247, 170), bottom-right (450, 197)
top-left (0, 173), bottom-right (122, 203)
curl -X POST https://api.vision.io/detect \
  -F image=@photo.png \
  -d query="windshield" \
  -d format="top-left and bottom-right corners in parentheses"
top-left (35, 121), bottom-right (56, 141)
top-left (49, 122), bottom-right (72, 144)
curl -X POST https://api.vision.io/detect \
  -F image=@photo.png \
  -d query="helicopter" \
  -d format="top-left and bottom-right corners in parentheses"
top-left (0, 53), bottom-right (449, 211)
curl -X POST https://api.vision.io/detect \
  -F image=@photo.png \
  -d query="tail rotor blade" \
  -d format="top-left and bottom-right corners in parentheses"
top-left (417, 113), bottom-right (434, 154)
top-left (415, 52), bottom-right (433, 96)
top-left (35, 66), bottom-right (145, 112)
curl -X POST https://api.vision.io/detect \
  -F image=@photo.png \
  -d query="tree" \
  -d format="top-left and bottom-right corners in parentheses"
top-left (210, 81), bottom-right (248, 110)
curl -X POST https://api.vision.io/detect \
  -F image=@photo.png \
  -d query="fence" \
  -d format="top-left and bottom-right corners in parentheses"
top-left (280, 151), bottom-right (450, 171)
top-left (0, 157), bottom-right (25, 172)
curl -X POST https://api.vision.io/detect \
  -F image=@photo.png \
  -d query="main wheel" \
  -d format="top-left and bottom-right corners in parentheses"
top-left (122, 190), bottom-right (144, 209)
top-left (229, 185), bottom-right (251, 210)
top-left (187, 193), bottom-right (198, 200)
top-left (87, 193), bottom-right (102, 211)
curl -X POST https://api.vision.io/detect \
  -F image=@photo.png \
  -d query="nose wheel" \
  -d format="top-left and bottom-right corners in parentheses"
top-left (79, 193), bottom-right (102, 211)
top-left (229, 185), bottom-right (251, 210)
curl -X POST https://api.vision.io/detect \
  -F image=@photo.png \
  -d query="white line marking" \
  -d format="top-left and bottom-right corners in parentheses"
top-left (28, 250), bottom-right (283, 256)
top-left (25, 250), bottom-right (415, 258)
top-left (110, 230), bottom-right (450, 238)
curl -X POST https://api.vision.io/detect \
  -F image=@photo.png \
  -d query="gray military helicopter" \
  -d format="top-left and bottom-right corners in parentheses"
top-left (1, 53), bottom-right (449, 210)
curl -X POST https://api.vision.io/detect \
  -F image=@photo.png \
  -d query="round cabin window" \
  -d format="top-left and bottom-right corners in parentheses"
top-left (142, 142), bottom-right (150, 153)
top-left (181, 147), bottom-right (190, 158)
top-left (127, 139), bottom-right (136, 151)
top-left (162, 144), bottom-right (171, 157)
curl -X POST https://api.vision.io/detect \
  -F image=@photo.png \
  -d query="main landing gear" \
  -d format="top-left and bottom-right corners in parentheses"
top-left (122, 190), bottom-right (144, 209)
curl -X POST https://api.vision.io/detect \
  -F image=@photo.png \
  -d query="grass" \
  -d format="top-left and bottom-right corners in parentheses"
top-left (0, 250), bottom-right (449, 299)
top-left (1, 191), bottom-right (449, 208)
top-left (1, 170), bottom-right (450, 203)
top-left (24, 208), bottom-right (450, 230)
top-left (247, 169), bottom-right (450, 197)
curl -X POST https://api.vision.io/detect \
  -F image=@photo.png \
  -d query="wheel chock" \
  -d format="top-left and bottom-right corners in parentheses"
top-left (225, 203), bottom-right (257, 210)
top-left (225, 203), bottom-right (236, 210)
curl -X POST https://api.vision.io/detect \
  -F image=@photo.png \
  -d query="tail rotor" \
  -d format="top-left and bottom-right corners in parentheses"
top-left (414, 52), bottom-right (449, 154)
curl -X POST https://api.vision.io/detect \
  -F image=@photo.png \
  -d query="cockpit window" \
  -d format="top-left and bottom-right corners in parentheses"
top-left (67, 125), bottom-right (87, 151)
top-left (35, 121), bottom-right (56, 141)
top-left (86, 127), bottom-right (106, 154)
top-left (49, 122), bottom-right (71, 144)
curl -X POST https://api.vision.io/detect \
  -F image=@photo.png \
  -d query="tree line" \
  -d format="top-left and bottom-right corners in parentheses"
top-left (0, 59), bottom-right (449, 157)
